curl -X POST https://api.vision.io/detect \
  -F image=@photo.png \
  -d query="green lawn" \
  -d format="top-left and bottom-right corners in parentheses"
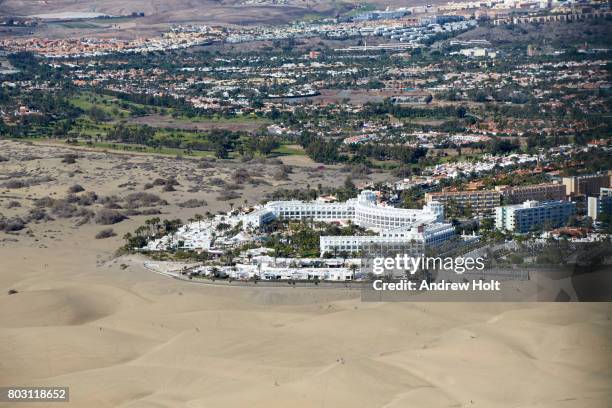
top-left (179, 114), bottom-right (270, 125)
top-left (272, 144), bottom-right (306, 156)
top-left (71, 140), bottom-right (219, 157)
top-left (39, 137), bottom-right (305, 160)
top-left (69, 91), bottom-right (155, 119)
top-left (70, 93), bottom-right (131, 118)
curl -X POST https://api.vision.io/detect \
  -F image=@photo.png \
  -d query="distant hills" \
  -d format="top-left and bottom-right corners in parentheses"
top-left (0, 0), bottom-right (442, 25)
top-left (0, 0), bottom-right (343, 24)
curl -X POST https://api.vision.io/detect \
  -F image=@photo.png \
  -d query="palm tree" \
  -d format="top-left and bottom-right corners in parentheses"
top-left (349, 263), bottom-right (358, 279)
top-left (134, 225), bottom-right (148, 238)
top-left (194, 213), bottom-right (204, 230)
top-left (123, 232), bottom-right (133, 248)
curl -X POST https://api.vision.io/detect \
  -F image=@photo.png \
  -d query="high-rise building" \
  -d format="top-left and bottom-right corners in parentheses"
top-left (587, 188), bottom-right (612, 221)
top-left (562, 173), bottom-right (611, 197)
top-left (495, 200), bottom-right (576, 233)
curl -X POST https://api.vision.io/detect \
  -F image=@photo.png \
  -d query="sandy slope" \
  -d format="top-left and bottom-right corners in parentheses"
top-left (2, 244), bottom-right (609, 408)
top-left (0, 140), bottom-right (610, 407)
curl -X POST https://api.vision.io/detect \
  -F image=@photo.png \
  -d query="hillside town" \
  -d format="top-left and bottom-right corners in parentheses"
top-left (1, 0), bottom-right (609, 57)
top-left (1, 0), bottom-right (610, 283)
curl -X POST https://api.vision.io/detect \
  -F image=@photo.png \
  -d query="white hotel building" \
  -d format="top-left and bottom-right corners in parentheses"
top-left (245, 191), bottom-right (454, 255)
top-left (148, 191), bottom-right (455, 256)
top-left (495, 200), bottom-right (576, 233)
top-left (319, 223), bottom-right (455, 255)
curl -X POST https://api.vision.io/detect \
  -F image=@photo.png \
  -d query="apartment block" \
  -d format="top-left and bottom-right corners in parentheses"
top-left (495, 183), bottom-right (566, 204)
top-left (425, 190), bottom-right (501, 214)
top-left (587, 188), bottom-right (612, 221)
top-left (562, 173), bottom-right (611, 197)
top-left (495, 200), bottom-right (576, 233)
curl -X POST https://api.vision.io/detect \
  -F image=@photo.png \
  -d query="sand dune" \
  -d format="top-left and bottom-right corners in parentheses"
top-left (0, 140), bottom-right (610, 407)
top-left (2, 246), bottom-right (610, 407)
top-left (0, 287), bottom-right (121, 327)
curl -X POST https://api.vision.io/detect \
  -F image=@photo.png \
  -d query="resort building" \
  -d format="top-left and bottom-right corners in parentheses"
top-left (425, 189), bottom-right (501, 215)
top-left (562, 173), bottom-right (611, 197)
top-left (192, 261), bottom-right (357, 281)
top-left (242, 208), bottom-right (277, 229)
top-left (148, 190), bottom-right (455, 256)
top-left (263, 190), bottom-right (444, 231)
top-left (495, 200), bottom-right (576, 233)
top-left (319, 223), bottom-right (455, 255)
top-left (260, 191), bottom-right (452, 255)
top-left (496, 182), bottom-right (566, 204)
top-left (263, 200), bottom-right (354, 223)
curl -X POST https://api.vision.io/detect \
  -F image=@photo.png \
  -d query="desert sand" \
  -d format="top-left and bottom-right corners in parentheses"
top-left (0, 140), bottom-right (610, 407)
